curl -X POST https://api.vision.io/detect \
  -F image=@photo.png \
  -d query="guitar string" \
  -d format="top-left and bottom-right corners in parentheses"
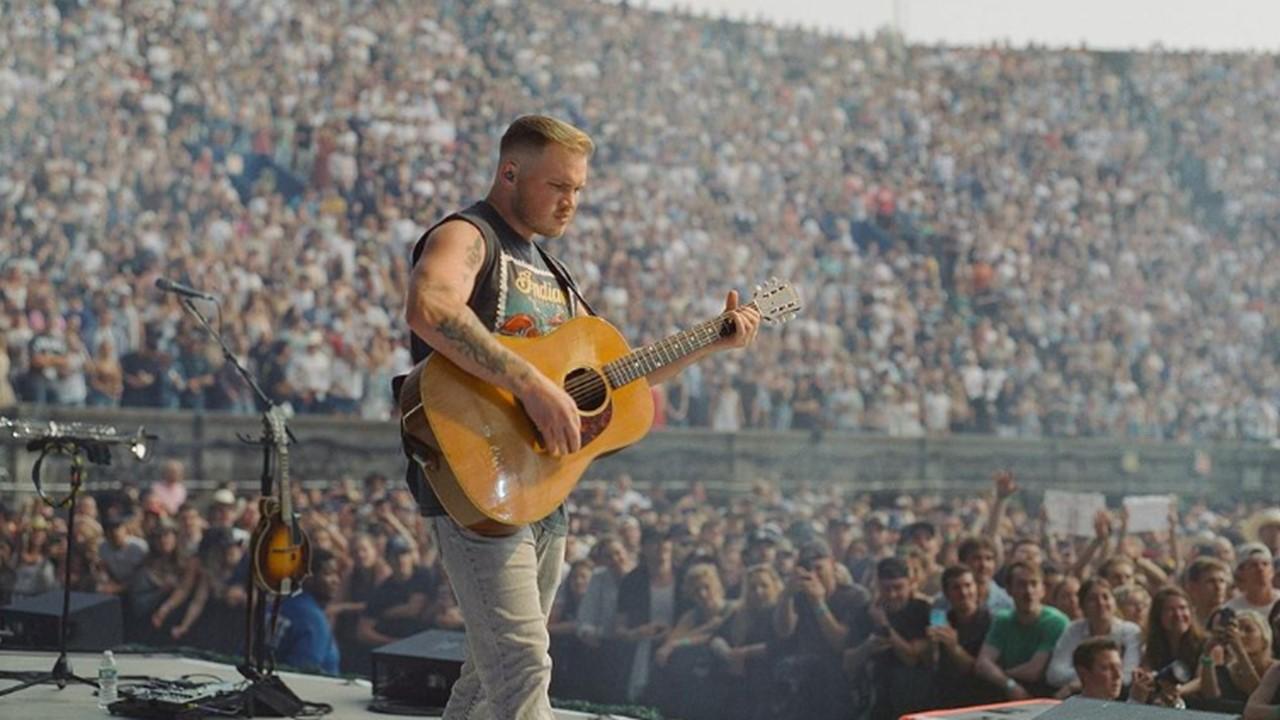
top-left (557, 301), bottom-right (768, 401)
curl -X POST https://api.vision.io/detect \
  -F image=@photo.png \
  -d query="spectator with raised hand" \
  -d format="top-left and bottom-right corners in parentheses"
top-left (1203, 609), bottom-right (1275, 705)
top-left (1046, 577), bottom-right (1142, 696)
top-left (976, 560), bottom-right (1070, 699)
top-left (774, 538), bottom-right (867, 720)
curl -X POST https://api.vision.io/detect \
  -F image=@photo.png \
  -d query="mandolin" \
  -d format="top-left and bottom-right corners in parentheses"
top-left (251, 406), bottom-right (310, 595)
top-left (399, 278), bottom-right (802, 536)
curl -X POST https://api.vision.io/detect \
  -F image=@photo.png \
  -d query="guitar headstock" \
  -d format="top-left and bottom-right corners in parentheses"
top-left (264, 405), bottom-right (289, 447)
top-left (751, 277), bottom-right (803, 324)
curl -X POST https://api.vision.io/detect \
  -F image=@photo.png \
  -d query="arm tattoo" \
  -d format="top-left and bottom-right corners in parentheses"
top-left (435, 315), bottom-right (509, 376)
top-left (465, 234), bottom-right (484, 270)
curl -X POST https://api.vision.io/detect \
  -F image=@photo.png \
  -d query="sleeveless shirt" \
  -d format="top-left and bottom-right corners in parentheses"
top-left (400, 200), bottom-right (583, 535)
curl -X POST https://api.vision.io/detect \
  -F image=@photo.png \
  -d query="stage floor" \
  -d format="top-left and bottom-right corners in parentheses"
top-left (0, 650), bottom-right (635, 719)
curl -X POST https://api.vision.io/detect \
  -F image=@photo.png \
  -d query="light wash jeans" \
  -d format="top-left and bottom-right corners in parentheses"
top-left (431, 516), bottom-right (565, 720)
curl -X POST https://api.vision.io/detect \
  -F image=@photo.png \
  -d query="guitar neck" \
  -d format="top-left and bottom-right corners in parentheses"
top-left (604, 303), bottom-right (753, 388)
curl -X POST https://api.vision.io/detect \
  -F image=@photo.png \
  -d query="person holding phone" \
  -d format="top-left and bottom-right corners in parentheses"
top-left (774, 538), bottom-right (868, 720)
top-left (929, 565), bottom-right (996, 708)
top-left (1203, 608), bottom-right (1275, 704)
top-left (845, 556), bottom-right (932, 719)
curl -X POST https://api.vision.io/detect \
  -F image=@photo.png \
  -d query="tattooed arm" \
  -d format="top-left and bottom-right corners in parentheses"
top-left (405, 221), bottom-right (581, 455)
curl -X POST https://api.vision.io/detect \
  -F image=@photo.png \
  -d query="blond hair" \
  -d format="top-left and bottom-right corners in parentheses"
top-left (500, 115), bottom-right (594, 158)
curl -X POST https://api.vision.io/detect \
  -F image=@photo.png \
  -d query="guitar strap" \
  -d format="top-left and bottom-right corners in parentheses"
top-left (534, 242), bottom-right (596, 318)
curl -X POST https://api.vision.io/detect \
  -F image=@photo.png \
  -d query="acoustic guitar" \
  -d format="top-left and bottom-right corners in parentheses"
top-left (251, 406), bottom-right (311, 595)
top-left (399, 278), bottom-right (802, 536)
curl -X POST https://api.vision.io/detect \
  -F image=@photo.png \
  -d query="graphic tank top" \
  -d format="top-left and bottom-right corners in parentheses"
top-left (402, 200), bottom-right (582, 533)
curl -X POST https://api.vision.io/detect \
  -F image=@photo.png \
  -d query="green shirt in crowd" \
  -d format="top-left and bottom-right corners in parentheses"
top-left (984, 605), bottom-right (1070, 669)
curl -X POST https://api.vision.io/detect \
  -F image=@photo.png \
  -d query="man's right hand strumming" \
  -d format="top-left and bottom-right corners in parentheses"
top-left (517, 371), bottom-right (581, 456)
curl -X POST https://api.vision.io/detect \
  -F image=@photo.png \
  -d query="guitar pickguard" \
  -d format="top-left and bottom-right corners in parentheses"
top-left (580, 401), bottom-right (613, 447)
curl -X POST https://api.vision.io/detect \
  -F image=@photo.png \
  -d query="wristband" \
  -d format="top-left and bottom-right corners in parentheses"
top-left (815, 602), bottom-right (832, 617)
top-left (1004, 677), bottom-right (1018, 692)
top-left (1200, 655), bottom-right (1215, 668)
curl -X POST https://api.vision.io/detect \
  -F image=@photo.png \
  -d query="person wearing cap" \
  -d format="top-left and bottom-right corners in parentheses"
top-left (1226, 543), bottom-right (1278, 616)
top-left (846, 556), bottom-right (932, 719)
top-left (901, 521), bottom-right (943, 597)
top-left (774, 537), bottom-right (869, 720)
top-left (208, 488), bottom-right (249, 546)
top-left (848, 511), bottom-right (896, 587)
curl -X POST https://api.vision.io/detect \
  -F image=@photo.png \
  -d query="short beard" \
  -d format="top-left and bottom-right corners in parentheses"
top-left (513, 185), bottom-right (562, 237)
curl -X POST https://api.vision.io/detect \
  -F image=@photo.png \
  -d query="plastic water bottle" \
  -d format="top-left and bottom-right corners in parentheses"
top-left (97, 650), bottom-right (118, 710)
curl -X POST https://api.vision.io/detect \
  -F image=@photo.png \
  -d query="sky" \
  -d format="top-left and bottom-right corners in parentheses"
top-left (638, 0), bottom-right (1280, 53)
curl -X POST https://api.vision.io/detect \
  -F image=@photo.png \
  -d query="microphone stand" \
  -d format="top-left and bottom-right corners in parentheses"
top-left (177, 297), bottom-right (304, 716)
top-left (0, 447), bottom-right (100, 698)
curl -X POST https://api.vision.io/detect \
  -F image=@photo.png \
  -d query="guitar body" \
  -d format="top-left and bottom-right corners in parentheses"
top-left (251, 496), bottom-right (312, 595)
top-left (249, 406), bottom-right (310, 596)
top-left (400, 316), bottom-right (654, 535)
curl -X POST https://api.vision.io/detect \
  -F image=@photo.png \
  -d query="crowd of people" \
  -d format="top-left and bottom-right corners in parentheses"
top-left (2, 460), bottom-right (1280, 719)
top-left (2, 0), bottom-right (1278, 442)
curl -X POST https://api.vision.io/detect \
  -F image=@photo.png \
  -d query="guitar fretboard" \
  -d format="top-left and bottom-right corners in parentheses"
top-left (602, 305), bottom-right (751, 388)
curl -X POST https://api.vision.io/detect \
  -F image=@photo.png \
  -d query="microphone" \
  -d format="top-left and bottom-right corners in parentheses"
top-left (155, 277), bottom-right (218, 302)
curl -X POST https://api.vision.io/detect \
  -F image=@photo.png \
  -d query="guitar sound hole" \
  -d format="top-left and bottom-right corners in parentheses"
top-left (564, 368), bottom-right (608, 413)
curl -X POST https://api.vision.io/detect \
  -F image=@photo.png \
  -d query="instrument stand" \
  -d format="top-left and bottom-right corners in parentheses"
top-left (0, 452), bottom-right (100, 697)
top-left (178, 298), bottom-right (306, 717)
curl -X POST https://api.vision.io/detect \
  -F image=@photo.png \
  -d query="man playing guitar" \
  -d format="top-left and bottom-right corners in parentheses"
top-left (401, 115), bottom-right (761, 718)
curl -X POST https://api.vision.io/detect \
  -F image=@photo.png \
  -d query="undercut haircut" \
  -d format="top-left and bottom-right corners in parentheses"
top-left (499, 115), bottom-right (595, 158)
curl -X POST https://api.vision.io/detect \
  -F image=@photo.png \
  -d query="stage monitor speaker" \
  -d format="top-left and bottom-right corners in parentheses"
top-left (0, 590), bottom-right (124, 651)
top-left (371, 629), bottom-right (466, 710)
top-left (1038, 696), bottom-right (1240, 720)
